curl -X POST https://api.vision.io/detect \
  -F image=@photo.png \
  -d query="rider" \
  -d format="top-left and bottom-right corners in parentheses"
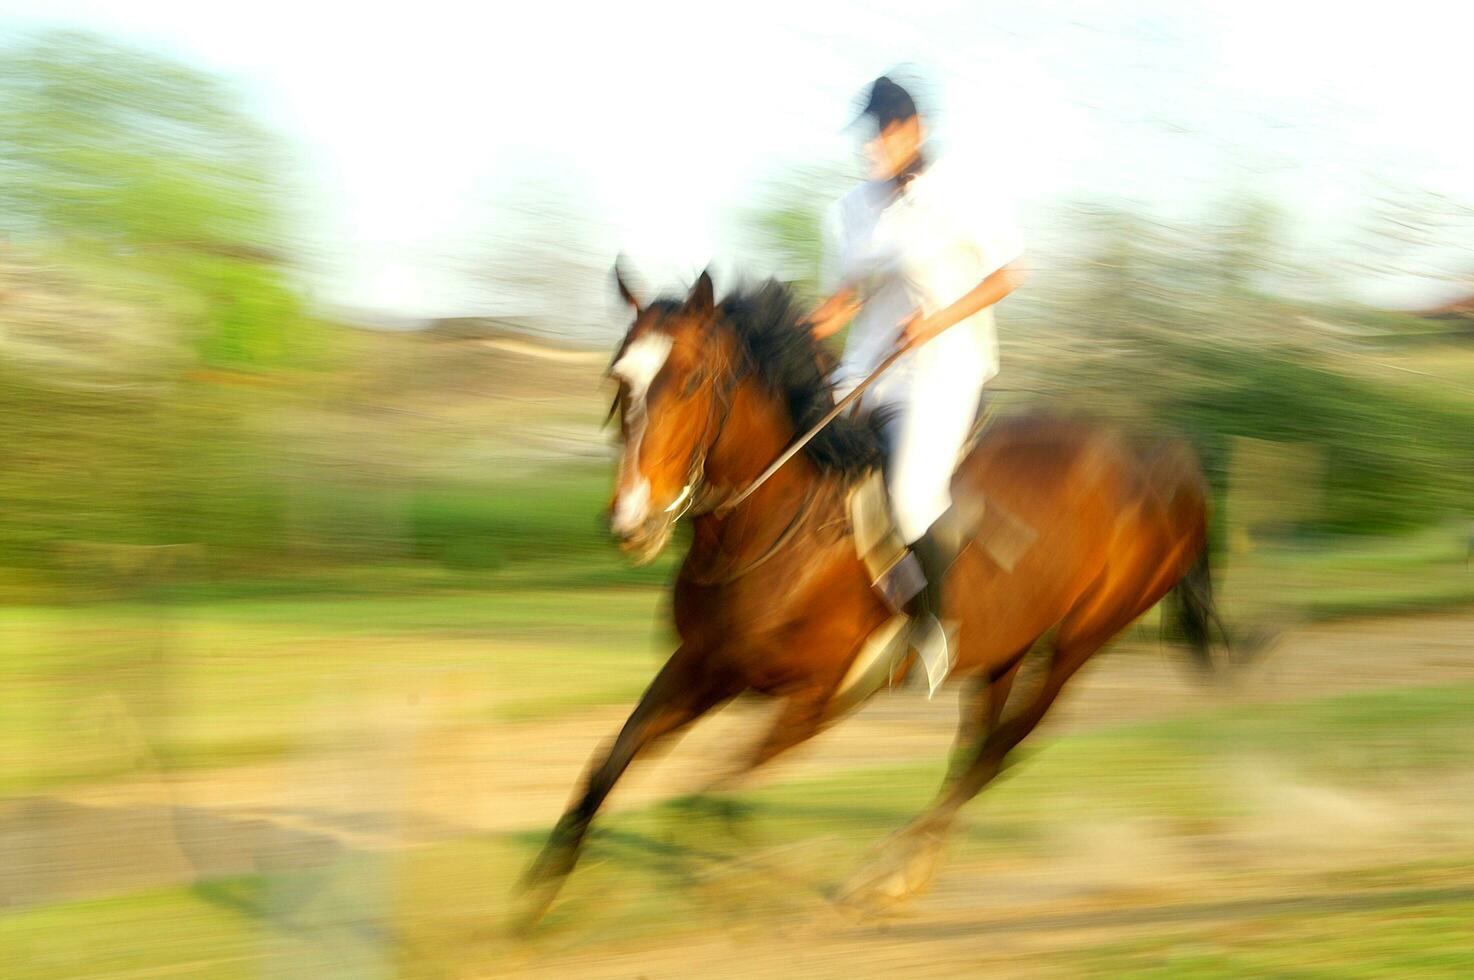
top-left (806, 75), bottom-right (1029, 690)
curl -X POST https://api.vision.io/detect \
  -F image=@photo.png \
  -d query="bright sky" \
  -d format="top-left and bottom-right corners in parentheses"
top-left (1, 0), bottom-right (1469, 327)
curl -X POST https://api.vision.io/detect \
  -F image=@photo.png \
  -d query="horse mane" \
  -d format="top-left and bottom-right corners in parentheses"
top-left (717, 280), bottom-right (883, 478)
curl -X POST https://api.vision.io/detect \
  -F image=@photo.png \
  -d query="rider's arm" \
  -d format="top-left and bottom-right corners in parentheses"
top-left (901, 258), bottom-right (1029, 349)
top-left (807, 287), bottom-right (862, 339)
top-left (903, 167), bottom-right (1028, 349)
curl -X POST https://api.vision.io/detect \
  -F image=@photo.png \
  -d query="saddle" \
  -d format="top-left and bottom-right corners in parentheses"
top-left (827, 422), bottom-right (1038, 717)
top-left (847, 470), bottom-right (1037, 603)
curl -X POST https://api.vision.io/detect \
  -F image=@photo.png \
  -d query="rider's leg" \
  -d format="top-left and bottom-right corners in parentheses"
top-left (885, 361), bottom-right (984, 692)
top-left (909, 522), bottom-right (953, 620)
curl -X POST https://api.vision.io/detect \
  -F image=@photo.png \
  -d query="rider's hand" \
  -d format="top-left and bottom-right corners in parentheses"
top-left (806, 289), bottom-right (860, 341)
top-left (807, 315), bottom-right (843, 341)
top-left (898, 310), bottom-right (934, 350)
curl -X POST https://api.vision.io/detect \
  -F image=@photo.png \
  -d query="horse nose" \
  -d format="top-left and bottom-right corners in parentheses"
top-left (609, 481), bottom-right (652, 539)
top-left (608, 512), bottom-right (634, 541)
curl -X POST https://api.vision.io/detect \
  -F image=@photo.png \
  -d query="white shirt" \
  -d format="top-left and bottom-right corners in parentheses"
top-left (823, 156), bottom-right (1024, 407)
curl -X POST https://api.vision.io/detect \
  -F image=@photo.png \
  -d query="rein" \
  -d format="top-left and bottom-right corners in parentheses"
top-left (673, 344), bottom-right (907, 586)
top-left (714, 347), bottom-right (907, 516)
top-left (682, 480), bottom-right (835, 587)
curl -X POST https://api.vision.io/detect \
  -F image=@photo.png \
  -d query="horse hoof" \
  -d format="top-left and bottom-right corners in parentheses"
top-left (511, 843), bottom-right (577, 934)
top-left (832, 829), bottom-right (945, 913)
top-left (509, 877), bottom-right (562, 936)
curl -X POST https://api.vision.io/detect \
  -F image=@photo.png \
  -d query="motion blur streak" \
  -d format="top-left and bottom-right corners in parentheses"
top-left (2, 9), bottom-right (1473, 979)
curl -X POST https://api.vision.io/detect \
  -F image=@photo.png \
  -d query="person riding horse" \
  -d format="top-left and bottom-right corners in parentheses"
top-left (517, 77), bottom-right (1220, 926)
top-left (806, 76), bottom-right (1030, 692)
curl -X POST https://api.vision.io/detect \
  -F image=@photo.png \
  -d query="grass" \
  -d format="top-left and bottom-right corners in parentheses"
top-left (9, 679), bottom-right (1474, 977)
top-left (2, 885), bottom-right (262, 980)
top-left (1068, 901), bottom-right (1474, 978)
top-left (2, 513), bottom-right (1470, 797)
top-left (0, 586), bottom-right (669, 796)
top-left (1221, 521), bottom-right (1474, 623)
top-left (4, 491), bottom-right (1473, 975)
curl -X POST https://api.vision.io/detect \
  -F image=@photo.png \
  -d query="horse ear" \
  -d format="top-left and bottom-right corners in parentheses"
top-left (686, 269), bottom-right (714, 315)
top-left (613, 258), bottom-right (642, 313)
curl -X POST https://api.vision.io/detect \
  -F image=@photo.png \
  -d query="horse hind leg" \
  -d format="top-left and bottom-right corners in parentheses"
top-left (944, 649), bottom-right (1028, 786)
top-left (934, 630), bottom-right (1105, 821)
top-left (516, 650), bottom-right (731, 928)
top-left (837, 614), bottom-right (1117, 912)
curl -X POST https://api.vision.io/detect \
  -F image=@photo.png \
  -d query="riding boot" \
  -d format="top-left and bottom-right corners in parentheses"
top-left (903, 526), bottom-right (958, 697)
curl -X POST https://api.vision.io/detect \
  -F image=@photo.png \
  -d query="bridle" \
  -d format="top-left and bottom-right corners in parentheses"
top-left (615, 326), bottom-right (905, 586)
top-left (657, 346), bottom-right (746, 523)
top-left (672, 358), bottom-right (837, 588)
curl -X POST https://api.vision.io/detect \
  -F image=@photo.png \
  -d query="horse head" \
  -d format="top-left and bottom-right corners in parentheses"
top-left (605, 264), bottom-right (737, 564)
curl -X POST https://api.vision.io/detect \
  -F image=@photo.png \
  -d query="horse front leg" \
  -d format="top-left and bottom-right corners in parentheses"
top-left (515, 648), bottom-right (730, 928)
top-left (682, 684), bottom-right (835, 833)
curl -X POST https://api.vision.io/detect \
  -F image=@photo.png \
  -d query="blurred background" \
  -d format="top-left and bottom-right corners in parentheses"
top-left (2, 2), bottom-right (1473, 977)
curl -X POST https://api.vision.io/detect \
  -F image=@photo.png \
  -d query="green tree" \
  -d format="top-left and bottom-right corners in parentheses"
top-left (0, 29), bottom-right (303, 371)
top-left (739, 163), bottom-right (851, 305)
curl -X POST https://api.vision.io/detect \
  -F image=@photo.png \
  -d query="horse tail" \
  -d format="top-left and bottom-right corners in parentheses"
top-left (1156, 435), bottom-right (1228, 675)
top-left (1168, 544), bottom-right (1219, 673)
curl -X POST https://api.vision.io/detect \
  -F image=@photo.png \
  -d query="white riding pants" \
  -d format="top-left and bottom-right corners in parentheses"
top-left (869, 340), bottom-right (988, 545)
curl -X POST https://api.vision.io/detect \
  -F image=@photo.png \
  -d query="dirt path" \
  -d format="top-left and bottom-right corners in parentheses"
top-left (488, 610), bottom-right (1474, 979)
top-left (419, 607), bottom-right (1474, 839)
top-left (7, 608), bottom-right (1471, 919)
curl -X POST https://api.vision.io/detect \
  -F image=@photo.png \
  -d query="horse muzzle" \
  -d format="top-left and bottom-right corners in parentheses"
top-left (609, 482), bottom-right (681, 565)
top-left (612, 518), bottom-right (673, 566)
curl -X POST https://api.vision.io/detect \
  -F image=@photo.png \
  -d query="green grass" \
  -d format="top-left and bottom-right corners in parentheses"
top-left (1067, 888), bottom-right (1474, 978)
top-left (1, 884), bottom-right (267, 980)
top-left (3, 513), bottom-right (1470, 799)
top-left (502, 679), bottom-right (1474, 952)
top-left (0, 587), bottom-right (669, 796)
top-left (1, 867), bottom-right (408, 980)
top-left (1221, 522), bottom-right (1474, 622)
top-left (12, 679), bottom-right (1474, 977)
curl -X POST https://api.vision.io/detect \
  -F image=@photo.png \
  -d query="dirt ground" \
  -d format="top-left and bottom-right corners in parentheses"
top-left (6, 610), bottom-right (1474, 977)
top-left (491, 611), bottom-right (1474, 979)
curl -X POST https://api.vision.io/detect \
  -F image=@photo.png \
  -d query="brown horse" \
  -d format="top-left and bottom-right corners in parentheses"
top-left (519, 269), bottom-right (1222, 921)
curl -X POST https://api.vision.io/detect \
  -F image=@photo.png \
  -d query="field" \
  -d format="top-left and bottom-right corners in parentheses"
top-left (6, 331), bottom-right (1474, 978)
top-left (4, 526), bottom-right (1474, 978)
top-left (7, 27), bottom-right (1474, 977)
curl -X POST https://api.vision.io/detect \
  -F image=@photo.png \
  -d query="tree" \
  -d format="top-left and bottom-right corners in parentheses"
top-left (1204, 192), bottom-right (1287, 299)
top-left (0, 29), bottom-right (303, 371)
top-left (738, 163), bottom-right (853, 306)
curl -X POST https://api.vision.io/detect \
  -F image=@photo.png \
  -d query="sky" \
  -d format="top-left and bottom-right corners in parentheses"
top-left (1, 0), bottom-right (1469, 331)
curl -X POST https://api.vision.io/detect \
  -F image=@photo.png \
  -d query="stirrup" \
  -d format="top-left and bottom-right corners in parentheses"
top-left (907, 613), bottom-right (956, 699)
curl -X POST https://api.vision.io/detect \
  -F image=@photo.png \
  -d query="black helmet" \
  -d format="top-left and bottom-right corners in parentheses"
top-left (854, 76), bottom-right (919, 130)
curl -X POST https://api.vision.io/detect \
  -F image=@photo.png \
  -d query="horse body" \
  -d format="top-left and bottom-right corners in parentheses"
top-left (519, 273), bottom-right (1217, 922)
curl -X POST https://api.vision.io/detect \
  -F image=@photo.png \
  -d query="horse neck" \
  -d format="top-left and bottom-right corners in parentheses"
top-left (695, 377), bottom-right (824, 547)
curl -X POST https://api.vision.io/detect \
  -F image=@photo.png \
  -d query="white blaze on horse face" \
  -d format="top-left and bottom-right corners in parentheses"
top-left (610, 332), bottom-right (673, 535)
top-left (612, 332), bottom-right (673, 402)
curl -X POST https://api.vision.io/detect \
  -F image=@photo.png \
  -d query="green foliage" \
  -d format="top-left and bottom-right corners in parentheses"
top-left (739, 162), bottom-right (851, 305)
top-left (0, 29), bottom-right (304, 371)
top-left (408, 475), bottom-right (608, 570)
top-left (1159, 342), bottom-right (1474, 532)
top-left (406, 467), bottom-right (678, 587)
top-left (0, 31), bottom-right (281, 245)
top-left (0, 30), bottom-right (341, 588)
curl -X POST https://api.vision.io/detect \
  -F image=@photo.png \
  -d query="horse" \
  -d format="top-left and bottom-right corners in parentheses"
top-left (518, 268), bottom-right (1223, 922)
